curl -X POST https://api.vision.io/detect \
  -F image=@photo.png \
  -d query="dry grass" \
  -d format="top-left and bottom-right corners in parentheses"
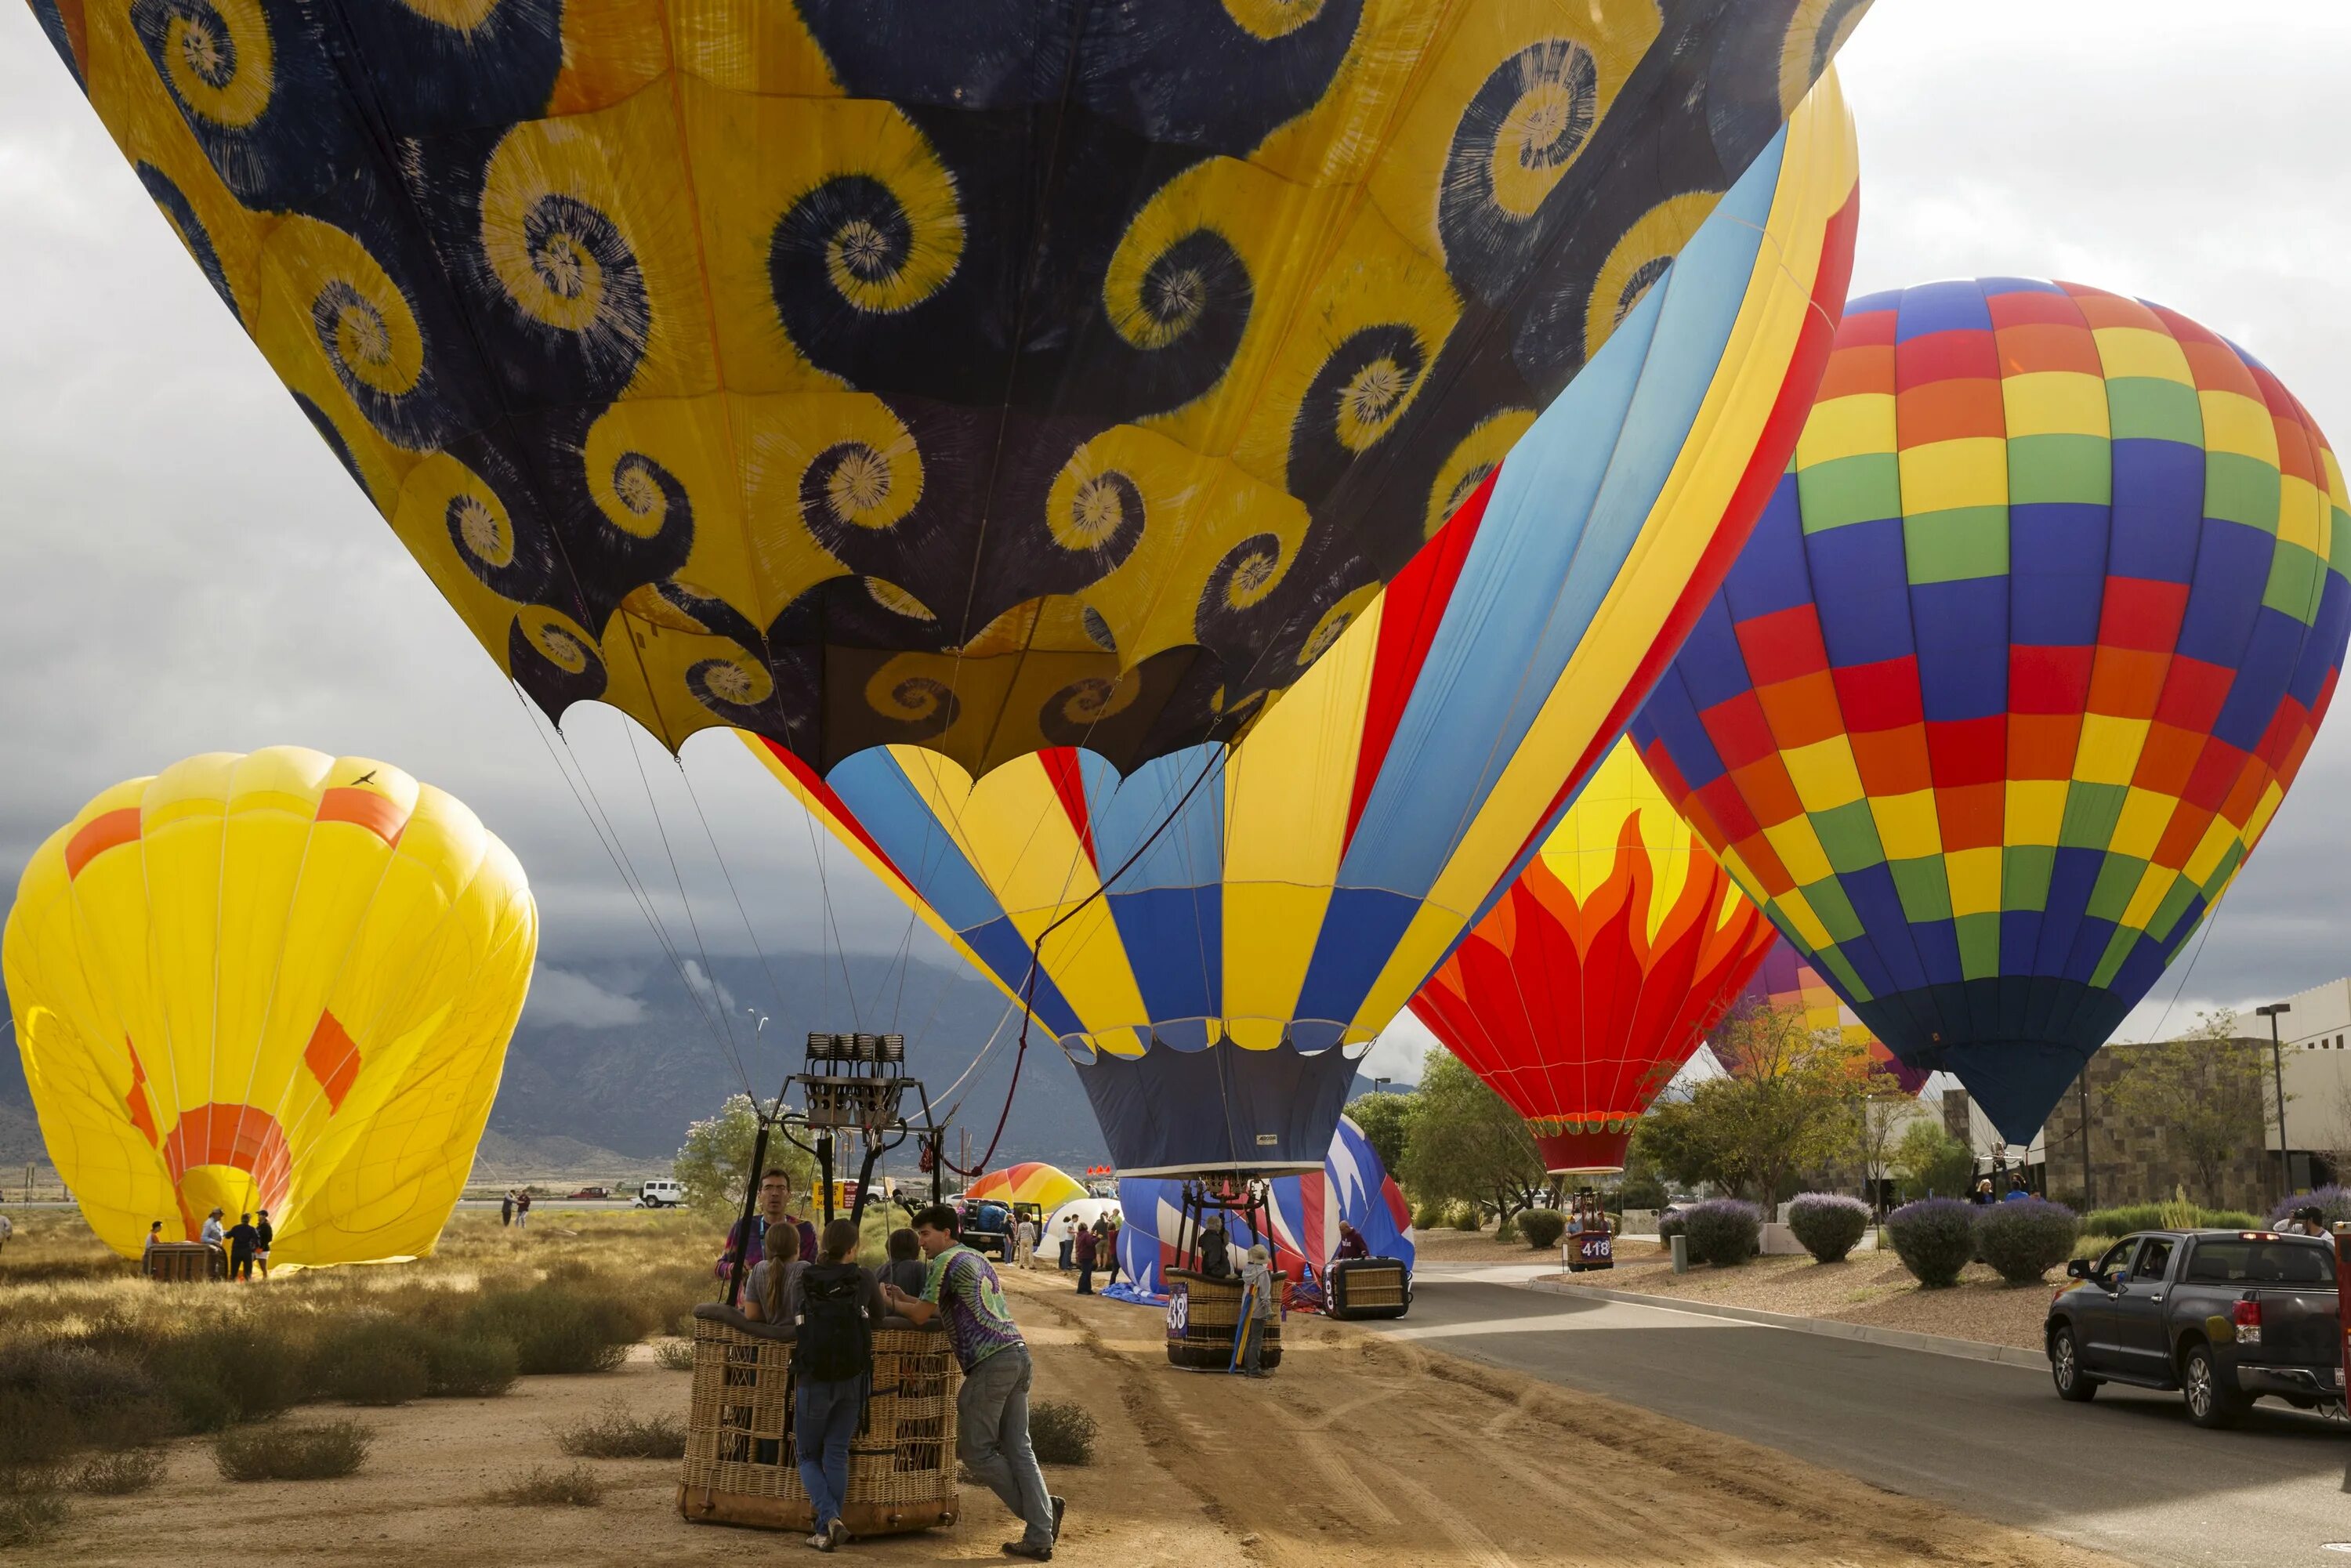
top-left (554, 1398), bottom-right (686, 1460)
top-left (215, 1420), bottom-right (373, 1482)
top-left (651, 1338), bottom-right (695, 1371)
top-left (487, 1463), bottom-right (605, 1507)
top-left (68, 1450), bottom-right (165, 1496)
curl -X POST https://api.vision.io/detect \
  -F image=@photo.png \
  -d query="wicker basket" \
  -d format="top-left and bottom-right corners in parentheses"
top-left (676, 1304), bottom-right (960, 1536)
top-left (143, 1242), bottom-right (224, 1283)
top-left (1164, 1269), bottom-right (1284, 1371)
top-left (1326, 1257), bottom-right (1411, 1320)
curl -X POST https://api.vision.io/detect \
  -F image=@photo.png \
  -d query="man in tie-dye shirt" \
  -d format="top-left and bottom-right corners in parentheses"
top-left (884, 1204), bottom-right (1062, 1559)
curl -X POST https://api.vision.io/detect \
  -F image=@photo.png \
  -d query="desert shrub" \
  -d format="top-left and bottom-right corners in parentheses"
top-left (1493, 1214), bottom-right (1519, 1244)
top-left (1516, 1209), bottom-right (1567, 1250)
top-left (0, 1490), bottom-right (67, 1549)
top-left (1974, 1198), bottom-right (2080, 1284)
top-left (1683, 1199), bottom-right (1762, 1267)
top-left (1411, 1202), bottom-right (1447, 1230)
top-left (1027, 1401), bottom-right (1097, 1466)
top-left (71, 1448), bottom-right (167, 1495)
top-left (1656, 1208), bottom-right (1688, 1243)
top-left (1786, 1193), bottom-right (1871, 1263)
top-left (154, 1320), bottom-right (309, 1429)
top-left (653, 1339), bottom-right (696, 1373)
top-left (462, 1286), bottom-right (637, 1374)
top-left (311, 1320), bottom-right (433, 1407)
top-left (2081, 1200), bottom-right (2262, 1239)
top-left (1450, 1205), bottom-right (1482, 1232)
top-left (556, 1398), bottom-right (686, 1460)
top-left (215, 1420), bottom-right (372, 1482)
top-left (489, 1463), bottom-right (605, 1507)
top-left (1886, 1198), bottom-right (1977, 1287)
top-left (0, 1344), bottom-right (172, 1467)
top-left (2269, 1185), bottom-right (2351, 1229)
top-left (425, 1334), bottom-right (520, 1398)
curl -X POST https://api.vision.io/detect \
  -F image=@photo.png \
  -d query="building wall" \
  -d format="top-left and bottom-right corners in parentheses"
top-left (2038, 1037), bottom-right (2273, 1212)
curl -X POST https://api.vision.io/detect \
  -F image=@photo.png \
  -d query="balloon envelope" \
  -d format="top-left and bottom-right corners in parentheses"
top-left (33, 0), bottom-right (1864, 778)
top-left (1734, 935), bottom-right (1928, 1093)
top-left (754, 82), bottom-right (1861, 1176)
top-left (960, 1161), bottom-right (1086, 1215)
top-left (4, 748), bottom-right (536, 1265)
top-left (1410, 739), bottom-right (1778, 1173)
top-left (1632, 279), bottom-right (2351, 1143)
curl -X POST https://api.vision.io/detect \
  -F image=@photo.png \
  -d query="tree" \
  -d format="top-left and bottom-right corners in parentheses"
top-left (673, 1095), bottom-right (819, 1214)
top-left (1346, 1089), bottom-right (1418, 1182)
top-left (1853, 1078), bottom-right (1910, 1211)
top-left (1892, 1119), bottom-right (1974, 1200)
top-left (2103, 1009), bottom-right (2273, 1208)
top-left (1400, 1051), bottom-right (1550, 1221)
top-left (1631, 999), bottom-right (1871, 1207)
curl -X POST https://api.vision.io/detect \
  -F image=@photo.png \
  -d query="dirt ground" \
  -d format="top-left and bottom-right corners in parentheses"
top-left (19, 1262), bottom-right (2125, 1568)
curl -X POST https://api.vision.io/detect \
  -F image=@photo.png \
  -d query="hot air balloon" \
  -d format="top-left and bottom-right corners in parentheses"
top-left (29, 0), bottom-right (1865, 778)
top-left (1116, 1114), bottom-right (1414, 1299)
top-left (1408, 739), bottom-right (1779, 1174)
top-left (1734, 935), bottom-right (1928, 1092)
top-left (959, 1161), bottom-right (1087, 1217)
top-left (4, 749), bottom-right (536, 1265)
top-left (750, 81), bottom-right (1861, 1177)
top-left (1631, 279), bottom-right (2351, 1143)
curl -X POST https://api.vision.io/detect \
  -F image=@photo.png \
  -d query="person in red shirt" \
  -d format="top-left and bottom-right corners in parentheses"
top-left (1072, 1219), bottom-right (1097, 1295)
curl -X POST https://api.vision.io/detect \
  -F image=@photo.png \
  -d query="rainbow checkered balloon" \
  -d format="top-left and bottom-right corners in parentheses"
top-left (1631, 279), bottom-right (2349, 1142)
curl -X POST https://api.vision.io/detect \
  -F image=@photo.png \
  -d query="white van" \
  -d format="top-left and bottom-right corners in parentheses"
top-left (636, 1179), bottom-right (687, 1209)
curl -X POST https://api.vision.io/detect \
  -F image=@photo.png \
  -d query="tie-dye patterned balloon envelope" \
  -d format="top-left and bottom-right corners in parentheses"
top-left (1632, 279), bottom-right (2350, 1143)
top-left (29, 0), bottom-right (1865, 777)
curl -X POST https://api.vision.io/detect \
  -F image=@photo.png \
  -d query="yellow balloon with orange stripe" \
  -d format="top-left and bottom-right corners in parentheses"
top-left (3, 748), bottom-right (536, 1266)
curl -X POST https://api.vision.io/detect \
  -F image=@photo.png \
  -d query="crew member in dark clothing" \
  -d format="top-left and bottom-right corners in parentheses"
top-left (880, 1227), bottom-right (929, 1296)
top-left (1073, 1219), bottom-right (1097, 1295)
top-left (226, 1213), bottom-right (260, 1281)
top-left (1334, 1221), bottom-right (1370, 1261)
top-left (253, 1209), bottom-right (274, 1280)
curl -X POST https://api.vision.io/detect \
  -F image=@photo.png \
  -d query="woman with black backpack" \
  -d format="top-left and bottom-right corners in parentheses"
top-left (795, 1217), bottom-right (888, 1553)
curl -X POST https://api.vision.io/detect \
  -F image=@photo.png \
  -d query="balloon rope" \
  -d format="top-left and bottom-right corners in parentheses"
top-left (940, 744), bottom-right (1233, 1177)
top-left (672, 752), bottom-right (799, 1044)
top-left (621, 718), bottom-right (750, 1074)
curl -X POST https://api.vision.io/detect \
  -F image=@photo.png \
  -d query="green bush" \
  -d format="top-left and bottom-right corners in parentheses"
top-left (154, 1321), bottom-right (310, 1430)
top-left (215, 1420), bottom-right (372, 1482)
top-left (1450, 1205), bottom-right (1482, 1232)
top-left (1516, 1209), bottom-right (1567, 1250)
top-left (652, 1339), bottom-right (696, 1373)
top-left (2079, 1202), bottom-right (2261, 1239)
top-left (1786, 1193), bottom-right (1870, 1263)
top-left (1027, 1400), bottom-right (1098, 1466)
top-left (71, 1450), bottom-right (167, 1495)
top-left (1683, 1200), bottom-right (1762, 1266)
top-left (0, 1345), bottom-right (173, 1468)
top-left (312, 1321), bottom-right (432, 1407)
top-left (462, 1286), bottom-right (637, 1375)
top-left (555, 1399), bottom-right (686, 1460)
top-left (1411, 1202), bottom-right (1447, 1230)
top-left (490, 1463), bottom-right (605, 1507)
top-left (1974, 1198), bottom-right (2079, 1284)
top-left (1886, 1198), bottom-right (1976, 1287)
top-left (1493, 1215), bottom-right (1519, 1244)
top-left (425, 1333), bottom-right (520, 1398)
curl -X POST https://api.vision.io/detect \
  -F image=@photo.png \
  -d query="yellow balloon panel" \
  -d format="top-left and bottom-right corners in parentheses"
top-left (3, 748), bottom-right (537, 1266)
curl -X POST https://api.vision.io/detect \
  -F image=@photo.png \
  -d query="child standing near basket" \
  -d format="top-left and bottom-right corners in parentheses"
top-left (794, 1218), bottom-right (888, 1553)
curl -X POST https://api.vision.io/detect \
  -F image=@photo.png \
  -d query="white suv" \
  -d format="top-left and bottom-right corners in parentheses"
top-left (636, 1179), bottom-right (686, 1208)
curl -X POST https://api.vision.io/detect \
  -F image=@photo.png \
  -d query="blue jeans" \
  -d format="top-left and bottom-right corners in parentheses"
top-left (957, 1345), bottom-right (1054, 1547)
top-left (795, 1376), bottom-right (862, 1530)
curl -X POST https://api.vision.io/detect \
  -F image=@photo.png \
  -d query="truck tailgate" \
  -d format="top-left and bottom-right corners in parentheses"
top-left (2246, 1287), bottom-right (2341, 1367)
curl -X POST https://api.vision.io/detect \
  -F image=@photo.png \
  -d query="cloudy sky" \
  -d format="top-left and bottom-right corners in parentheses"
top-left (3, 2), bottom-right (2346, 1092)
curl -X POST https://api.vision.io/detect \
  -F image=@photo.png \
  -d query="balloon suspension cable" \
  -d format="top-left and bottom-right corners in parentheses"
top-left (672, 751), bottom-right (797, 1044)
top-left (506, 685), bottom-right (756, 1100)
top-left (940, 744), bottom-right (1235, 1179)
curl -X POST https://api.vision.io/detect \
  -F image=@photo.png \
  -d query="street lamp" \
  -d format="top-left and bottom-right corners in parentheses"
top-left (1374, 1077), bottom-right (1391, 1093)
top-left (2256, 1001), bottom-right (2291, 1196)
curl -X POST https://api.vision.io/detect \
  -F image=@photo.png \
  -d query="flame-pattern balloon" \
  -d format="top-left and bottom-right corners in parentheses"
top-left (751, 85), bottom-right (1861, 1177)
top-left (29, 0), bottom-right (1867, 779)
top-left (1632, 280), bottom-right (2351, 1142)
top-left (1410, 740), bottom-right (1777, 1172)
top-left (959, 1161), bottom-right (1085, 1215)
top-left (4, 749), bottom-right (535, 1265)
top-left (1733, 934), bottom-right (1928, 1092)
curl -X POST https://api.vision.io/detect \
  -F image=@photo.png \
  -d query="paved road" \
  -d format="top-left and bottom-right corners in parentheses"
top-left (1376, 1278), bottom-right (2351, 1568)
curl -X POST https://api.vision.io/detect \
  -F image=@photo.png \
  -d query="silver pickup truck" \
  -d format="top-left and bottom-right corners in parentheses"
top-left (2045, 1229), bottom-right (2345, 1428)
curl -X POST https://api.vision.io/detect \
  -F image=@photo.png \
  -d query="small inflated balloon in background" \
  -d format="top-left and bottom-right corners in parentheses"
top-left (1411, 739), bottom-right (1779, 1174)
top-left (5, 748), bottom-right (536, 1266)
top-left (1632, 279), bottom-right (2350, 1142)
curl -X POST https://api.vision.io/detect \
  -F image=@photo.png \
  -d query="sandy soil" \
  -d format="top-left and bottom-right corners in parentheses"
top-left (21, 1264), bottom-right (2121, 1567)
top-left (1552, 1246), bottom-right (2056, 1352)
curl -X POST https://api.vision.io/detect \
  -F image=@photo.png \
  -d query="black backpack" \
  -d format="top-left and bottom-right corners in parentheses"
top-left (796, 1262), bottom-right (871, 1383)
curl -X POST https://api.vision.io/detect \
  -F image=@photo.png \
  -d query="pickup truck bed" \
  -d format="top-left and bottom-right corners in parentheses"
top-left (2045, 1229), bottom-right (2345, 1429)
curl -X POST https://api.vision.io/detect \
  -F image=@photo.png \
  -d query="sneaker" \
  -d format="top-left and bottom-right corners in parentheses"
top-left (806, 1530), bottom-right (835, 1552)
top-left (827, 1518), bottom-right (850, 1548)
top-left (1050, 1495), bottom-right (1067, 1541)
top-left (1002, 1541), bottom-right (1052, 1561)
